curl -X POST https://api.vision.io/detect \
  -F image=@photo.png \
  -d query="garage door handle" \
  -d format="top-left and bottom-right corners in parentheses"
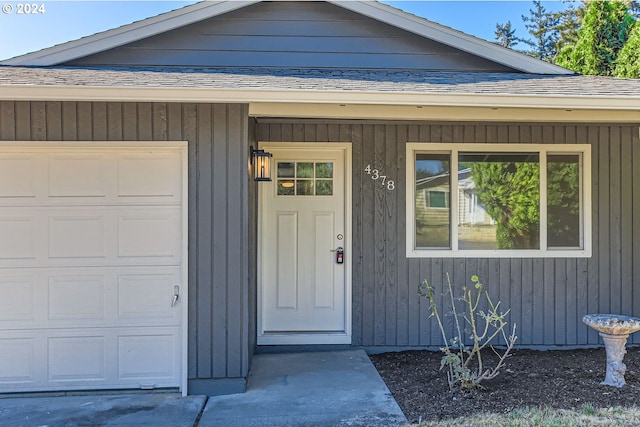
top-left (172, 286), bottom-right (180, 307)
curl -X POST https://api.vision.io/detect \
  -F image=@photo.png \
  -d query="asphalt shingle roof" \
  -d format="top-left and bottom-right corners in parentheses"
top-left (1, 66), bottom-right (640, 99)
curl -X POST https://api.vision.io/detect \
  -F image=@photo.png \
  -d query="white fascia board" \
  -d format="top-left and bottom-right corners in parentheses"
top-left (331, 0), bottom-right (573, 75)
top-left (1, 85), bottom-right (639, 112)
top-left (1, 0), bottom-right (260, 66)
top-left (249, 103), bottom-right (640, 123)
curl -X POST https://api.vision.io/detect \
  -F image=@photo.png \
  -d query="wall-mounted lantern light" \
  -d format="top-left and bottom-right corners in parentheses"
top-left (251, 147), bottom-right (273, 182)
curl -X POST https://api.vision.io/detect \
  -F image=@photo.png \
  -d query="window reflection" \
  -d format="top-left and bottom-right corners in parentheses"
top-left (459, 153), bottom-right (540, 250)
top-left (415, 153), bottom-right (450, 248)
top-left (547, 154), bottom-right (581, 248)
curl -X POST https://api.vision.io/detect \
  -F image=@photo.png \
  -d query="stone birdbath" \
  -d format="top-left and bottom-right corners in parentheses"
top-left (582, 314), bottom-right (640, 387)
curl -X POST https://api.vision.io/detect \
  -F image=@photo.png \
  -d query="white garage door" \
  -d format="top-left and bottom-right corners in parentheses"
top-left (0, 143), bottom-right (187, 393)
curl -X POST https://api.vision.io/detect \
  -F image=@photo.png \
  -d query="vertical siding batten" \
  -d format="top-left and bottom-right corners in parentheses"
top-left (620, 126), bottom-right (633, 319)
top-left (195, 104), bottom-right (213, 379)
top-left (211, 104), bottom-right (228, 378)
top-left (30, 101), bottom-right (46, 140)
top-left (585, 126), bottom-right (599, 344)
top-left (46, 101), bottom-right (62, 141)
top-left (184, 103), bottom-right (199, 378)
top-left (351, 124), bottom-right (364, 346)
top-left (632, 127), bottom-right (640, 344)
top-left (373, 125), bottom-right (387, 345)
top-left (598, 127), bottom-right (611, 315)
top-left (610, 127), bottom-right (622, 316)
top-left (106, 103), bottom-right (122, 141)
top-left (0, 101), bottom-right (16, 139)
top-left (385, 125), bottom-right (398, 345)
top-left (395, 125), bottom-right (409, 346)
top-left (227, 104), bottom-right (249, 377)
top-left (361, 124), bottom-right (376, 345)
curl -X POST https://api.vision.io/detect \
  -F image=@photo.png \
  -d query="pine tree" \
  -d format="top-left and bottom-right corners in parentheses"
top-left (518, 0), bottom-right (562, 61)
top-left (495, 21), bottom-right (519, 48)
top-left (554, 1), bottom-right (586, 53)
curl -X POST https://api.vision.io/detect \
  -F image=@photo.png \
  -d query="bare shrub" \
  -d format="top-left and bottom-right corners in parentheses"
top-left (418, 273), bottom-right (517, 391)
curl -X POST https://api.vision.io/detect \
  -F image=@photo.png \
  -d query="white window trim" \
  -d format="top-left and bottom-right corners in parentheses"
top-left (406, 143), bottom-right (592, 258)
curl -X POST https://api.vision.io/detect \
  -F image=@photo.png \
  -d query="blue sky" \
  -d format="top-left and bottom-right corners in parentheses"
top-left (0, 1), bottom-right (566, 61)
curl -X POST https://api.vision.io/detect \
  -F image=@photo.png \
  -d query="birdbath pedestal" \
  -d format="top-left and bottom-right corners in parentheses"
top-left (582, 314), bottom-right (640, 387)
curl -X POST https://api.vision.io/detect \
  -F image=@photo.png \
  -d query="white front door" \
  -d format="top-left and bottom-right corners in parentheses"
top-left (258, 144), bottom-right (351, 345)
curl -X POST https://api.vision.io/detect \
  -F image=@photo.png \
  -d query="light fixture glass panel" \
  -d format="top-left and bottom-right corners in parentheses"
top-left (253, 149), bottom-right (272, 181)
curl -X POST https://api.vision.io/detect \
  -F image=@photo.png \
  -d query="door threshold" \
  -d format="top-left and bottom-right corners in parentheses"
top-left (257, 333), bottom-right (351, 346)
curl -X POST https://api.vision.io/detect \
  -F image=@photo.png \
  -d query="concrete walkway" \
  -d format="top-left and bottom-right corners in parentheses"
top-left (0, 350), bottom-right (406, 427)
top-left (200, 350), bottom-right (407, 427)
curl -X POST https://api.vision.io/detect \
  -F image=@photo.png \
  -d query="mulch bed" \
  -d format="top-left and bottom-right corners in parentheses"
top-left (370, 348), bottom-right (640, 423)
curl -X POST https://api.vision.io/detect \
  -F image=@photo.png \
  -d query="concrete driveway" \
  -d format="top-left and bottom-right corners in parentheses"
top-left (0, 350), bottom-right (406, 427)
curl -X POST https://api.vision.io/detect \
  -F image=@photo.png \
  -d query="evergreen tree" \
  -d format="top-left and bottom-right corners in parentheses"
top-left (556, 0), bottom-right (636, 75)
top-left (554, 1), bottom-right (586, 53)
top-left (495, 21), bottom-right (519, 48)
top-left (631, 0), bottom-right (640, 18)
top-left (615, 22), bottom-right (640, 77)
top-left (518, 1), bottom-right (562, 61)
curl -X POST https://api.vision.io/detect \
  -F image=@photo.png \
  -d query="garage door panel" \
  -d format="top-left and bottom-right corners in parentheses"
top-left (48, 336), bottom-right (106, 381)
top-left (0, 276), bottom-right (35, 321)
top-left (48, 275), bottom-right (106, 321)
top-left (117, 152), bottom-right (182, 198)
top-left (118, 334), bottom-right (178, 381)
top-left (48, 154), bottom-right (108, 198)
top-left (0, 338), bottom-right (36, 383)
top-left (49, 215), bottom-right (106, 259)
top-left (0, 216), bottom-right (36, 260)
top-left (118, 274), bottom-right (178, 320)
top-left (0, 154), bottom-right (37, 198)
top-left (117, 212), bottom-right (180, 259)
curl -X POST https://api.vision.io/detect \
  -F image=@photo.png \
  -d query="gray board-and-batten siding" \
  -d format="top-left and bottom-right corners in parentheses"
top-left (0, 100), bottom-right (254, 395)
top-left (255, 119), bottom-right (640, 348)
top-left (3, 99), bottom-right (640, 389)
top-left (65, 1), bottom-right (515, 72)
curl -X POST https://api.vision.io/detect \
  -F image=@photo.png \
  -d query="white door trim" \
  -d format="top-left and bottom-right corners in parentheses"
top-left (0, 141), bottom-right (189, 396)
top-left (257, 142), bottom-right (352, 345)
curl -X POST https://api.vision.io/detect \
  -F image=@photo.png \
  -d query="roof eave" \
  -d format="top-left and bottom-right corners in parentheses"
top-left (1, 85), bottom-right (637, 111)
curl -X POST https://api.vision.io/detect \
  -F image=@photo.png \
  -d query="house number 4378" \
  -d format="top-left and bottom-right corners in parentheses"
top-left (364, 164), bottom-right (395, 191)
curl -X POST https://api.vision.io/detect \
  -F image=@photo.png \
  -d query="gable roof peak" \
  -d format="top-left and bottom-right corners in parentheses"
top-left (1, 0), bottom-right (572, 75)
